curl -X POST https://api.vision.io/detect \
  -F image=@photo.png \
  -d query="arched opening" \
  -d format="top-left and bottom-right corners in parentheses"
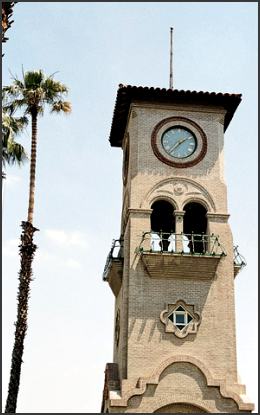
top-left (151, 200), bottom-right (175, 251)
top-left (154, 402), bottom-right (207, 413)
top-left (183, 202), bottom-right (207, 254)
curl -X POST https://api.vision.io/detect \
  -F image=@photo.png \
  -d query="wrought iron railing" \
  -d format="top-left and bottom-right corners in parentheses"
top-left (233, 245), bottom-right (246, 268)
top-left (102, 237), bottom-right (245, 279)
top-left (136, 232), bottom-right (226, 257)
top-left (103, 239), bottom-right (123, 281)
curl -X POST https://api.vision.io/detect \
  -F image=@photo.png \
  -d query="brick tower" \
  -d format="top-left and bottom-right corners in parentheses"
top-left (101, 85), bottom-right (254, 413)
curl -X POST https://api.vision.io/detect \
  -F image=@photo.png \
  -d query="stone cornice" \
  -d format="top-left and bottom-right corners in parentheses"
top-left (124, 208), bottom-right (152, 230)
top-left (128, 208), bottom-right (153, 216)
top-left (206, 213), bottom-right (230, 222)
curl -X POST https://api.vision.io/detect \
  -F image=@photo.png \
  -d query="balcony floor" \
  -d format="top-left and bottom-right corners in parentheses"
top-left (141, 252), bottom-right (223, 279)
top-left (104, 259), bottom-right (123, 296)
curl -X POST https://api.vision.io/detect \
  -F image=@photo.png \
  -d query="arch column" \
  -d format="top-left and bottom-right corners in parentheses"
top-left (174, 210), bottom-right (185, 251)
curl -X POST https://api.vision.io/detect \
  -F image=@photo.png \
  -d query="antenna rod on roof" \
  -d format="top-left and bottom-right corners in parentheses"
top-left (169, 27), bottom-right (173, 89)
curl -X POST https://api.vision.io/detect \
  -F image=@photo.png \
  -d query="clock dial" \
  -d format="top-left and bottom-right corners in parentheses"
top-left (151, 116), bottom-right (207, 168)
top-left (161, 127), bottom-right (197, 159)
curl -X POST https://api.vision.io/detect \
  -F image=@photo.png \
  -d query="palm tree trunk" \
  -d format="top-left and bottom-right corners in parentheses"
top-left (5, 113), bottom-right (39, 412)
top-left (27, 113), bottom-right (37, 224)
top-left (5, 221), bottom-right (38, 413)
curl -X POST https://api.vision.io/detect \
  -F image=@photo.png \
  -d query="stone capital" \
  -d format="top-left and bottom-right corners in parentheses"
top-left (174, 210), bottom-right (185, 217)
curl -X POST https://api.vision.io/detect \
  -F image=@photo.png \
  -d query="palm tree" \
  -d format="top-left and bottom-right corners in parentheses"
top-left (3, 69), bottom-right (71, 413)
top-left (2, 107), bottom-right (28, 174)
top-left (2, 2), bottom-right (16, 44)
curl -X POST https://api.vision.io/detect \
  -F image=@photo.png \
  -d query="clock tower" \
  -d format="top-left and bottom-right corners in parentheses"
top-left (101, 85), bottom-right (254, 413)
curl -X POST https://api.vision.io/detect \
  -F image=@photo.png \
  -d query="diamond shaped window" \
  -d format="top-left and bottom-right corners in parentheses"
top-left (160, 300), bottom-right (201, 339)
top-left (168, 307), bottom-right (193, 331)
top-left (175, 314), bottom-right (185, 324)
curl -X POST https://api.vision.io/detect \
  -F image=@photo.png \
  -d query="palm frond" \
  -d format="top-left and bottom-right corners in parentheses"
top-left (5, 139), bottom-right (28, 166)
top-left (3, 99), bottom-right (28, 113)
top-left (43, 78), bottom-right (68, 97)
top-left (2, 84), bottom-right (22, 99)
top-left (3, 69), bottom-right (71, 118)
top-left (11, 115), bottom-right (29, 133)
top-left (23, 69), bottom-right (44, 89)
top-left (2, 110), bottom-right (28, 133)
top-left (13, 79), bottom-right (25, 89)
top-left (51, 100), bottom-right (72, 114)
top-left (2, 108), bottom-right (28, 166)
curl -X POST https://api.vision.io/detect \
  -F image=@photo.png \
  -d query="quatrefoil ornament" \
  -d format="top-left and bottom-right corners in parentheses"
top-left (160, 300), bottom-right (201, 339)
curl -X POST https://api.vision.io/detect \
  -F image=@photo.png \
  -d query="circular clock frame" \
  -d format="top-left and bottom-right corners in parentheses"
top-left (151, 116), bottom-right (207, 168)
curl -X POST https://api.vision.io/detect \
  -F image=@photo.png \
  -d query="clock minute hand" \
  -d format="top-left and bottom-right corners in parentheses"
top-left (169, 137), bottom-right (187, 154)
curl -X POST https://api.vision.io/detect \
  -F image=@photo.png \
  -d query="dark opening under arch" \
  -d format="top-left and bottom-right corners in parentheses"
top-left (151, 200), bottom-right (175, 251)
top-left (183, 202), bottom-right (207, 254)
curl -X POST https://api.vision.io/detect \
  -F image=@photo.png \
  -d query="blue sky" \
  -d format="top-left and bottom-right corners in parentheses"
top-left (2, 2), bottom-right (258, 413)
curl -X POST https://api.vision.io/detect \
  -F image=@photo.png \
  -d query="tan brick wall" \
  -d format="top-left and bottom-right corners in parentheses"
top-left (108, 101), bottom-right (253, 412)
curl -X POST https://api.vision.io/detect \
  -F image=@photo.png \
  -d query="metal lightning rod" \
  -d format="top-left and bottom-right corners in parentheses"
top-left (169, 27), bottom-right (173, 89)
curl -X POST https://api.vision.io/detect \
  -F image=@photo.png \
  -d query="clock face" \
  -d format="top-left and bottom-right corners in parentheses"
top-left (161, 127), bottom-right (197, 159)
top-left (152, 117), bottom-right (207, 168)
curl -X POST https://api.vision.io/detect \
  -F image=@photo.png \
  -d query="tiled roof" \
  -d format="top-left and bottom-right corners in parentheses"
top-left (109, 84), bottom-right (242, 147)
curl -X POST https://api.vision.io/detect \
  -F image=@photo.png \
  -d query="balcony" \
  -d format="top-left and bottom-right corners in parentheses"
top-left (233, 245), bottom-right (246, 277)
top-left (103, 239), bottom-right (123, 296)
top-left (102, 236), bottom-right (245, 290)
top-left (136, 232), bottom-right (226, 280)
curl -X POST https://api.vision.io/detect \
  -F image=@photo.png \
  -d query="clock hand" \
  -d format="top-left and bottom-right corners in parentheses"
top-left (169, 137), bottom-right (188, 154)
top-left (169, 139), bottom-right (184, 153)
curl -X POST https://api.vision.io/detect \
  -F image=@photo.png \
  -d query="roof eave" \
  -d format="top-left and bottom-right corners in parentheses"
top-left (109, 85), bottom-right (242, 147)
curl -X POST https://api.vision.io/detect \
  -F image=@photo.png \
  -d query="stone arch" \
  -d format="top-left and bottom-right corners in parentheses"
top-left (154, 402), bottom-right (208, 413)
top-left (149, 195), bottom-right (177, 211)
top-left (150, 355), bottom-right (214, 389)
top-left (181, 196), bottom-right (210, 212)
top-left (140, 177), bottom-right (216, 213)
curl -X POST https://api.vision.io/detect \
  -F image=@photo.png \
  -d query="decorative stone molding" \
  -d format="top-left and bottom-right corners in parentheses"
top-left (109, 355), bottom-right (254, 412)
top-left (128, 208), bottom-right (153, 216)
top-left (173, 182), bottom-right (188, 195)
top-left (206, 212), bottom-right (230, 223)
top-left (140, 177), bottom-right (215, 212)
top-left (160, 300), bottom-right (201, 338)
